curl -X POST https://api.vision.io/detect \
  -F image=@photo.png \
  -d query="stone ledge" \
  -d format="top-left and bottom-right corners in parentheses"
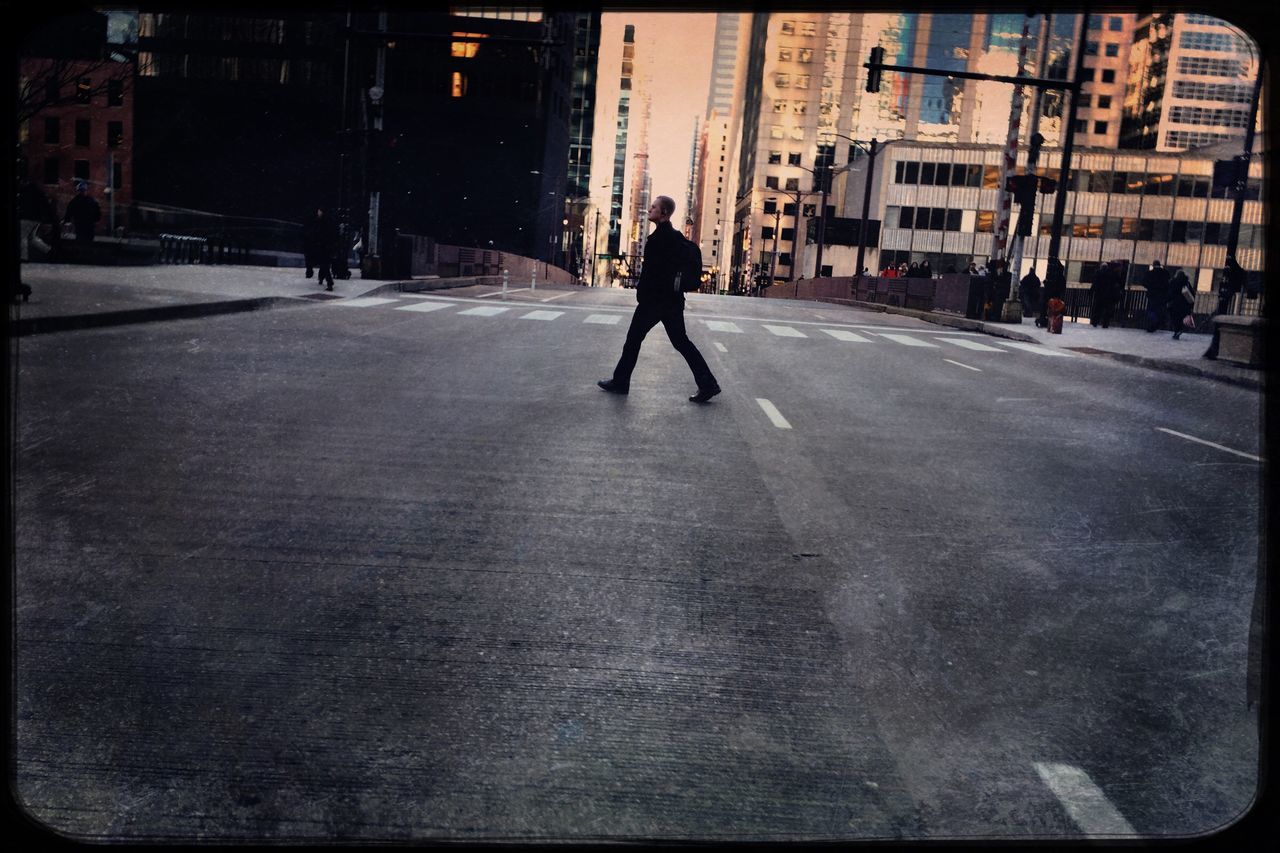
top-left (1213, 315), bottom-right (1266, 367)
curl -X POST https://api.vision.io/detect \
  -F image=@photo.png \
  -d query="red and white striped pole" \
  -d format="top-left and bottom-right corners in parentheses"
top-left (991, 14), bottom-right (1034, 270)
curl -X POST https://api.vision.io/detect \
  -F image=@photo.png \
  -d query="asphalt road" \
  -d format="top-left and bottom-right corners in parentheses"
top-left (11, 285), bottom-right (1263, 842)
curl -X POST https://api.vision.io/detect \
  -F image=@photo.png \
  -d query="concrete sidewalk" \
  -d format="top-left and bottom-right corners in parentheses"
top-left (10, 262), bottom-right (1263, 389)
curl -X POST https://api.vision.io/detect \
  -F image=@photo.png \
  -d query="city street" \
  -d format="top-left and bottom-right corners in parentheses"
top-left (12, 285), bottom-right (1263, 841)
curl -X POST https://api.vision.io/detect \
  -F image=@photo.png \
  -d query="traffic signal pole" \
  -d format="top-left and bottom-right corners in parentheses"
top-left (993, 13), bottom-right (1035, 322)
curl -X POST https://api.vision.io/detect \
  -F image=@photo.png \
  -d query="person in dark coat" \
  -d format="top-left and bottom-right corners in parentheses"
top-left (1142, 260), bottom-right (1171, 333)
top-left (598, 195), bottom-right (720, 402)
top-left (303, 207), bottom-right (338, 290)
top-left (985, 258), bottom-right (1010, 319)
top-left (908, 261), bottom-right (920, 278)
top-left (1090, 262), bottom-right (1118, 327)
top-left (919, 260), bottom-right (933, 279)
top-left (1041, 259), bottom-right (1067, 332)
top-left (1020, 267), bottom-right (1041, 319)
top-left (1168, 268), bottom-right (1195, 339)
top-left (1205, 255), bottom-right (1248, 358)
top-left (63, 181), bottom-right (101, 243)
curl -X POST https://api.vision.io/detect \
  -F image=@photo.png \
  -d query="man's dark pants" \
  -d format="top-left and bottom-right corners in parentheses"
top-left (612, 300), bottom-right (717, 391)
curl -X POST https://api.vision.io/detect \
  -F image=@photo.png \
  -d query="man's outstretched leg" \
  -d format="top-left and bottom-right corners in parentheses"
top-left (599, 305), bottom-right (661, 394)
top-left (660, 310), bottom-right (720, 402)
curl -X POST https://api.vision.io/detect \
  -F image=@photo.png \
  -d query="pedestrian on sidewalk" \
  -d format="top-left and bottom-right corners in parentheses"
top-left (1090, 261), bottom-right (1119, 328)
top-left (1041, 258), bottom-right (1066, 333)
top-left (598, 195), bottom-right (721, 403)
top-left (1020, 266), bottom-right (1041, 319)
top-left (908, 261), bottom-right (921, 278)
top-left (920, 259), bottom-right (933, 279)
top-left (63, 181), bottom-right (101, 243)
top-left (1204, 255), bottom-right (1247, 358)
top-left (1169, 268), bottom-right (1196, 339)
top-left (303, 207), bottom-right (338, 290)
top-left (1142, 259), bottom-right (1170, 333)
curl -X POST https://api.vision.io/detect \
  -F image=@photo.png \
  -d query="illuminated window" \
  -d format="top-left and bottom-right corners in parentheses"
top-left (450, 33), bottom-right (486, 58)
top-left (451, 71), bottom-right (467, 97)
top-left (976, 211), bottom-right (994, 232)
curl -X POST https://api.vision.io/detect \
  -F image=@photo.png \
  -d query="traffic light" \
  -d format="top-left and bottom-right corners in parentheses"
top-left (1212, 157), bottom-right (1246, 191)
top-left (866, 46), bottom-right (885, 93)
top-left (1038, 177), bottom-right (1058, 194)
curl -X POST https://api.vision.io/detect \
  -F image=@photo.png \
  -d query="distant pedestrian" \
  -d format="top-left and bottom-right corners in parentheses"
top-left (63, 181), bottom-right (101, 243)
top-left (1019, 267), bottom-right (1041, 318)
top-left (908, 261), bottom-right (920, 278)
top-left (880, 264), bottom-right (897, 278)
top-left (303, 207), bottom-right (338, 290)
top-left (1142, 260), bottom-right (1170, 333)
top-left (1169, 269), bottom-right (1195, 339)
top-left (1090, 262), bottom-right (1119, 328)
top-left (966, 261), bottom-right (979, 275)
top-left (598, 195), bottom-right (720, 403)
top-left (920, 260), bottom-right (933, 279)
top-left (1204, 255), bottom-right (1248, 358)
top-left (1042, 258), bottom-right (1066, 333)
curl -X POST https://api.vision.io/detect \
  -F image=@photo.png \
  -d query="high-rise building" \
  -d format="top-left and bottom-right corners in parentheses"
top-left (1121, 13), bottom-right (1262, 152)
top-left (564, 11), bottom-right (601, 277)
top-left (604, 23), bottom-right (636, 258)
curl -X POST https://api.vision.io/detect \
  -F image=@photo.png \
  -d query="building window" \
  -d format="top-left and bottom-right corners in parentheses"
top-left (1087, 14), bottom-right (1102, 29)
top-left (780, 20), bottom-right (795, 35)
top-left (795, 75), bottom-right (810, 88)
top-left (784, 177), bottom-right (799, 191)
top-left (793, 101), bottom-right (807, 114)
top-left (803, 204), bottom-right (816, 216)
top-left (108, 121), bottom-right (123, 148)
top-left (770, 125), bottom-right (784, 139)
top-left (905, 162), bottom-right (920, 184)
top-left (1093, 120), bottom-right (1108, 134)
top-left (1109, 16), bottom-right (1124, 31)
top-left (768, 151), bottom-right (782, 164)
top-left (798, 48), bottom-right (813, 62)
top-left (764, 199), bottom-right (777, 213)
top-left (451, 72), bottom-right (467, 97)
top-left (1100, 69), bottom-right (1115, 83)
top-left (783, 203), bottom-right (796, 216)
top-left (799, 21), bottom-right (816, 37)
top-left (75, 119), bottom-right (90, 147)
top-left (73, 159), bottom-right (90, 181)
top-left (1078, 94), bottom-right (1092, 108)
top-left (1085, 41), bottom-right (1099, 56)
top-left (788, 152), bottom-right (802, 165)
top-left (773, 101), bottom-right (787, 113)
top-left (761, 226), bottom-right (774, 240)
top-left (1178, 30), bottom-right (1249, 52)
top-left (76, 77), bottom-right (91, 103)
top-left (1104, 42), bottom-right (1119, 57)
top-left (1097, 95), bottom-right (1112, 109)
top-left (1081, 68), bottom-right (1095, 82)
top-left (44, 117), bottom-right (59, 144)
top-left (976, 210), bottom-right (994, 232)
top-left (43, 157), bottom-right (59, 185)
top-left (780, 228), bottom-right (794, 241)
top-left (1074, 119), bottom-right (1088, 133)
top-left (775, 73), bottom-right (790, 87)
top-left (778, 47), bottom-right (792, 61)
top-left (898, 206), bottom-right (913, 228)
top-left (765, 176), bottom-right (779, 189)
top-left (107, 79), bottom-right (124, 106)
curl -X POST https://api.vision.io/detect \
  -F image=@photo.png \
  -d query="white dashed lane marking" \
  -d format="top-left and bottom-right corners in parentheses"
top-left (995, 340), bottom-right (1076, 357)
top-left (332, 297), bottom-right (401, 307)
top-left (763, 325), bottom-right (807, 338)
top-left (1033, 763), bottom-right (1136, 836)
top-left (520, 310), bottom-right (564, 321)
top-left (457, 306), bottom-right (510, 317)
top-left (822, 329), bottom-right (874, 342)
top-left (583, 314), bottom-right (622, 325)
top-left (1155, 427), bottom-right (1263, 462)
top-left (943, 358), bottom-right (982, 372)
top-left (394, 301), bottom-right (451, 313)
top-left (877, 332), bottom-right (939, 348)
top-left (713, 342), bottom-right (728, 353)
top-left (939, 337), bottom-right (1006, 352)
top-left (756, 398), bottom-right (793, 429)
top-left (704, 320), bottom-right (744, 333)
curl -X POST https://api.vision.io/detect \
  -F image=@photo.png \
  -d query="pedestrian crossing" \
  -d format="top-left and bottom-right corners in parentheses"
top-left (325, 295), bottom-right (1075, 358)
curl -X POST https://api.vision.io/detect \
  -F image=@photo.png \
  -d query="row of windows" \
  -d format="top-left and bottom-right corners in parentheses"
top-left (764, 175), bottom-right (809, 191)
top-left (1072, 119), bottom-right (1111, 135)
top-left (1043, 215), bottom-right (1261, 245)
top-left (889, 206), bottom-right (965, 232)
top-left (1079, 67), bottom-right (1118, 84)
top-left (451, 7), bottom-right (543, 22)
top-left (1083, 41), bottom-right (1122, 57)
top-left (1165, 129), bottom-right (1236, 148)
top-left (778, 47), bottom-right (814, 62)
top-left (46, 77), bottom-right (125, 107)
top-left (1076, 94), bottom-right (1113, 109)
top-left (893, 159), bottom-right (1253, 200)
top-left (1176, 55), bottom-right (1248, 77)
top-left (1171, 80), bottom-right (1254, 103)
top-left (778, 20), bottom-right (818, 37)
top-left (773, 100), bottom-right (808, 114)
top-left (41, 157), bottom-right (124, 188)
top-left (1168, 104), bottom-right (1252, 127)
top-left (42, 117), bottom-right (125, 148)
top-left (894, 161), bottom-right (988, 187)
top-left (1178, 30), bottom-right (1250, 52)
top-left (767, 151), bottom-right (804, 166)
top-left (138, 53), bottom-right (329, 85)
top-left (774, 73), bottom-right (812, 88)
top-left (1086, 14), bottom-right (1126, 31)
top-left (769, 125), bottom-right (806, 141)
top-left (1183, 14), bottom-right (1228, 26)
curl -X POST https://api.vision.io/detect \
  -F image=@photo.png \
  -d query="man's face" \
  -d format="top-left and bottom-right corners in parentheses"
top-left (647, 200), bottom-right (667, 224)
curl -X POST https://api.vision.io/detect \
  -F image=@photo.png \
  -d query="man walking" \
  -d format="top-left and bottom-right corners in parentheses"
top-left (1142, 259), bottom-right (1170, 333)
top-left (598, 195), bottom-right (721, 403)
top-left (63, 181), bottom-right (101, 243)
top-left (303, 207), bottom-right (338, 290)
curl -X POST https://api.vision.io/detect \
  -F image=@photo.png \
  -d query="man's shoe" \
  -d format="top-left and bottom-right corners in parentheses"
top-left (597, 379), bottom-right (628, 395)
top-left (689, 385), bottom-right (722, 403)
top-left (306, 268), bottom-right (314, 278)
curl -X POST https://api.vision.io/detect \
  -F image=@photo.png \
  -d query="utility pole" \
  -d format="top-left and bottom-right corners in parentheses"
top-left (1046, 6), bottom-right (1091, 275)
top-left (366, 11), bottom-right (387, 277)
top-left (1009, 12), bottom-right (1053, 291)
top-left (993, 12), bottom-right (1035, 322)
top-left (769, 208), bottom-right (781, 285)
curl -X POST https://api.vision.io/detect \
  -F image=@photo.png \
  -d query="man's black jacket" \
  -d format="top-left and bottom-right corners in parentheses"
top-left (636, 220), bottom-right (683, 307)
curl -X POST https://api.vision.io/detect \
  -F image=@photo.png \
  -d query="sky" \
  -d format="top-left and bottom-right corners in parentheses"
top-left (595, 12), bottom-right (717, 225)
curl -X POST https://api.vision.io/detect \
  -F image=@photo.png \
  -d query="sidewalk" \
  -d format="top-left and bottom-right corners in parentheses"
top-left (10, 263), bottom-right (1263, 390)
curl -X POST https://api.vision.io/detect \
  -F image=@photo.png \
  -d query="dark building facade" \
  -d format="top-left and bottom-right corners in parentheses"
top-left (564, 11), bottom-right (601, 275)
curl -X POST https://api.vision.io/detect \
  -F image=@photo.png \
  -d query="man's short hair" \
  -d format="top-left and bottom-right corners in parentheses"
top-left (655, 196), bottom-right (675, 217)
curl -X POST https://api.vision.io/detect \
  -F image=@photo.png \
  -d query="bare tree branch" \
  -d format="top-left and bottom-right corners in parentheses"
top-left (16, 56), bottom-right (133, 125)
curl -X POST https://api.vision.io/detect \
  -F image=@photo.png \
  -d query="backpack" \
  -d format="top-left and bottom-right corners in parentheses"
top-left (673, 235), bottom-right (704, 293)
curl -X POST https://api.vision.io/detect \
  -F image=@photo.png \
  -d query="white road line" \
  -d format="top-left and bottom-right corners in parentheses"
top-left (943, 358), bottom-right (982, 372)
top-left (400, 293), bottom-right (455, 300)
top-left (756, 398), bottom-right (793, 429)
top-left (763, 325), bottom-right (807, 338)
top-left (1156, 427), bottom-right (1263, 462)
top-left (877, 332), bottom-right (939, 348)
top-left (539, 291), bottom-right (576, 302)
top-left (995, 340), bottom-right (1075, 357)
top-left (939, 337), bottom-right (1006, 352)
top-left (713, 342), bottom-right (728, 353)
top-left (704, 320), bottom-right (744, 333)
top-left (331, 297), bottom-right (401, 308)
top-left (583, 314), bottom-right (622, 325)
top-left (477, 287), bottom-right (530, 297)
top-left (520, 310), bottom-right (564, 321)
top-left (394, 301), bottom-right (451, 313)
top-left (456, 306), bottom-right (510, 317)
top-left (1033, 763), bottom-right (1136, 836)
top-left (822, 329), bottom-right (874, 342)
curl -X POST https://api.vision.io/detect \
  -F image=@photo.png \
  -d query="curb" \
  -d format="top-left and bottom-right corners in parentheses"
top-left (813, 297), bottom-right (1041, 343)
top-left (1060, 347), bottom-right (1264, 390)
top-left (9, 296), bottom-right (303, 337)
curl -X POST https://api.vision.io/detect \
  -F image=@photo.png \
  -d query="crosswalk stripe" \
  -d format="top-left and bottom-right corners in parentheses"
top-left (938, 337), bottom-right (1007, 352)
top-left (713, 342), bottom-right (728, 353)
top-left (705, 320), bottom-right (744, 333)
top-left (822, 329), bottom-right (874, 342)
top-left (520, 310), bottom-right (564, 320)
top-left (877, 332), bottom-right (939, 348)
top-left (457, 306), bottom-right (510, 316)
top-left (583, 314), bottom-right (622, 325)
top-left (332, 297), bottom-right (401, 307)
top-left (763, 325), bottom-right (807, 338)
top-left (995, 340), bottom-right (1076, 357)
top-left (756, 398), bottom-right (793, 429)
top-left (394, 301), bottom-right (451, 313)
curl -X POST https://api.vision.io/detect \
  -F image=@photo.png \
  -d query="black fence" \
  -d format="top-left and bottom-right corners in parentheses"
top-left (1061, 287), bottom-right (1263, 329)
